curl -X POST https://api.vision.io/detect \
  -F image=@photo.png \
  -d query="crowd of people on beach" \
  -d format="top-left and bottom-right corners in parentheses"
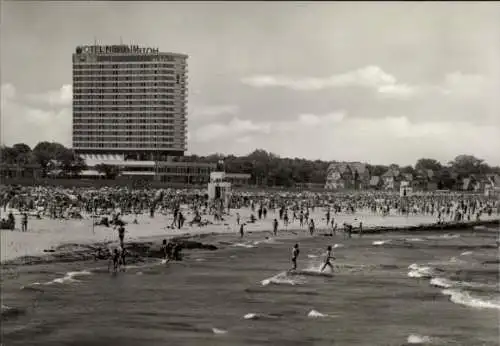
top-left (1, 184), bottom-right (498, 230)
top-left (1, 184), bottom-right (498, 271)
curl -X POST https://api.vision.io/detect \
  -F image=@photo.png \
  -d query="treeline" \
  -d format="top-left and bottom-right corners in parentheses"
top-left (1, 143), bottom-right (499, 187)
top-left (184, 150), bottom-right (500, 187)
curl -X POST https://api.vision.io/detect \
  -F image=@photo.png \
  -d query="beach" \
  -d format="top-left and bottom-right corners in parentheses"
top-left (2, 207), bottom-right (498, 264)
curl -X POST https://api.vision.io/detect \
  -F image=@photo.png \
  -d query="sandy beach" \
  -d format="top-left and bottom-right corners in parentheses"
top-left (2, 207), bottom-right (498, 263)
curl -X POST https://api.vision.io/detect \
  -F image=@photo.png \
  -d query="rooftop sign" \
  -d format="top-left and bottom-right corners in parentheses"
top-left (76, 45), bottom-right (159, 54)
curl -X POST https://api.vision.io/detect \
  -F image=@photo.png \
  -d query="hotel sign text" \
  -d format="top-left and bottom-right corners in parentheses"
top-left (76, 45), bottom-right (159, 54)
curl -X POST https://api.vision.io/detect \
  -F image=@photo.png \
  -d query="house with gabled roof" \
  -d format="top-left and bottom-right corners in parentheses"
top-left (325, 162), bottom-right (370, 190)
top-left (381, 168), bottom-right (401, 190)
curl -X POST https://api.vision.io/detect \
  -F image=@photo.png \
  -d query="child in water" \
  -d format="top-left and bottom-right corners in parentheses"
top-left (320, 245), bottom-right (336, 272)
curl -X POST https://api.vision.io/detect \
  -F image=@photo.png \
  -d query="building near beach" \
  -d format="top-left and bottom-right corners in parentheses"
top-left (72, 44), bottom-right (187, 160)
top-left (70, 43), bottom-right (219, 184)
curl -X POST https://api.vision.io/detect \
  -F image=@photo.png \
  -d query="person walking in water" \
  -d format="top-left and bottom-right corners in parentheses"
top-left (291, 244), bottom-right (300, 271)
top-left (273, 218), bottom-right (278, 236)
top-left (320, 245), bottom-right (336, 272)
top-left (117, 224), bottom-right (126, 249)
top-left (239, 223), bottom-right (245, 238)
top-left (309, 219), bottom-right (315, 236)
top-left (21, 212), bottom-right (28, 232)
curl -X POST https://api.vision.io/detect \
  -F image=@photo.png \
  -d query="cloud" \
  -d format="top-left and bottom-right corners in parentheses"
top-left (26, 84), bottom-right (72, 107)
top-left (1, 83), bottom-right (16, 102)
top-left (297, 112), bottom-right (346, 127)
top-left (2, 82), bottom-right (499, 166)
top-left (241, 65), bottom-right (417, 98)
top-left (1, 84), bottom-right (72, 147)
top-left (190, 104), bottom-right (239, 119)
top-left (192, 111), bottom-right (346, 143)
top-left (241, 66), bottom-right (498, 104)
top-left (190, 113), bottom-right (500, 165)
top-left (193, 117), bottom-right (272, 142)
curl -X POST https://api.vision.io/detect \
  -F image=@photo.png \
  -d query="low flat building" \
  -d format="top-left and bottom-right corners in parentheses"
top-left (83, 158), bottom-right (216, 184)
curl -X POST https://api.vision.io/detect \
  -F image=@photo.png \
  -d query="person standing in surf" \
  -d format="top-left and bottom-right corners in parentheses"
top-left (320, 245), bottom-right (336, 272)
top-left (117, 224), bottom-right (126, 249)
top-left (110, 248), bottom-right (120, 273)
top-left (239, 223), bottom-right (245, 238)
top-left (273, 218), bottom-right (278, 236)
top-left (21, 212), bottom-right (28, 232)
top-left (309, 219), bottom-right (315, 236)
top-left (291, 244), bottom-right (300, 271)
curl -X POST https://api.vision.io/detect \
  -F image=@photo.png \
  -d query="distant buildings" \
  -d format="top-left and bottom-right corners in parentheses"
top-left (325, 162), bottom-right (370, 190)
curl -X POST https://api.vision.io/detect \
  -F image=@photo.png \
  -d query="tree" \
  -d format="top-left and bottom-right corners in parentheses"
top-left (448, 155), bottom-right (489, 176)
top-left (32, 141), bottom-right (68, 176)
top-left (11, 143), bottom-right (32, 164)
top-left (400, 165), bottom-right (415, 175)
top-left (59, 152), bottom-right (87, 177)
top-left (0, 146), bottom-right (19, 164)
top-left (415, 158), bottom-right (442, 172)
top-left (368, 165), bottom-right (388, 176)
top-left (95, 164), bottom-right (121, 179)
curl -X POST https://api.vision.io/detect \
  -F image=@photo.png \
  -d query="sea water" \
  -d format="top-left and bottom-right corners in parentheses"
top-left (2, 228), bottom-right (499, 346)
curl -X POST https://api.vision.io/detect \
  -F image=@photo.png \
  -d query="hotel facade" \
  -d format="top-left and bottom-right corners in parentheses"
top-left (71, 44), bottom-right (222, 184)
top-left (72, 44), bottom-right (187, 160)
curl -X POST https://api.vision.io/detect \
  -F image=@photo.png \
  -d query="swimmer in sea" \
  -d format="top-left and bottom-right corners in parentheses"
top-left (291, 244), bottom-right (300, 271)
top-left (320, 245), bottom-right (336, 272)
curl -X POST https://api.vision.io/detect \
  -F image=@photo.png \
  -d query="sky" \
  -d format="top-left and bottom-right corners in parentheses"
top-left (1, 1), bottom-right (499, 166)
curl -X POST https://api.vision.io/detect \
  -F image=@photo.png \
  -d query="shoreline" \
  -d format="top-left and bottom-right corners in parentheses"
top-left (2, 218), bottom-right (498, 268)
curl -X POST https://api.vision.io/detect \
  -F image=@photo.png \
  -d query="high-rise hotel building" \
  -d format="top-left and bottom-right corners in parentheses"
top-left (72, 44), bottom-right (188, 160)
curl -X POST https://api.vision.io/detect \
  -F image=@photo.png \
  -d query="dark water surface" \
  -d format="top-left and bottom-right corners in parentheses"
top-left (2, 229), bottom-right (499, 346)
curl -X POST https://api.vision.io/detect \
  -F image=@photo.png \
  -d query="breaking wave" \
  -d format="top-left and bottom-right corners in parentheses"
top-left (307, 309), bottom-right (328, 318)
top-left (243, 313), bottom-right (280, 320)
top-left (441, 289), bottom-right (500, 310)
top-left (407, 334), bottom-right (431, 344)
top-left (261, 271), bottom-right (306, 286)
top-left (372, 240), bottom-right (391, 246)
top-left (407, 264), bottom-right (434, 278)
top-left (212, 327), bottom-right (228, 335)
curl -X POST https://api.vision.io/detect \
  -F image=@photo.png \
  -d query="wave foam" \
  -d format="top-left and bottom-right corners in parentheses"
top-left (441, 289), bottom-right (500, 310)
top-left (407, 334), bottom-right (431, 344)
top-left (22, 270), bottom-right (92, 288)
top-left (261, 271), bottom-right (306, 286)
top-left (460, 251), bottom-right (473, 256)
top-left (232, 243), bottom-right (255, 248)
top-left (427, 234), bottom-right (459, 240)
top-left (212, 328), bottom-right (228, 335)
top-left (373, 240), bottom-right (391, 246)
top-left (307, 309), bottom-right (327, 318)
top-left (243, 313), bottom-right (279, 320)
top-left (430, 277), bottom-right (453, 288)
top-left (253, 238), bottom-right (280, 245)
top-left (51, 270), bottom-right (91, 284)
top-left (406, 238), bottom-right (424, 242)
top-left (407, 264), bottom-right (433, 278)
